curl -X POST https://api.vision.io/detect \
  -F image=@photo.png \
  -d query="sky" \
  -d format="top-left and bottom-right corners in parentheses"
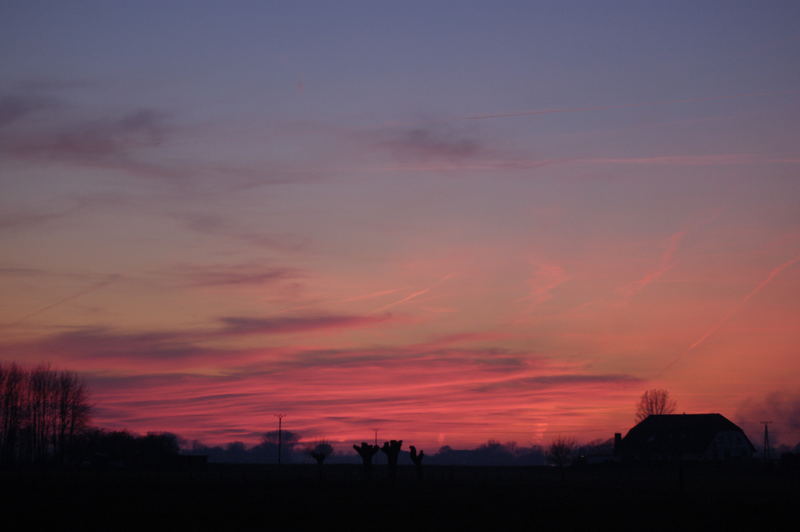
top-left (1, 1), bottom-right (799, 451)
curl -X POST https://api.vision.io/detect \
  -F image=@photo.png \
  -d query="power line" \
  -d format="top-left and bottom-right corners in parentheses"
top-left (761, 421), bottom-right (772, 462)
top-left (274, 414), bottom-right (286, 465)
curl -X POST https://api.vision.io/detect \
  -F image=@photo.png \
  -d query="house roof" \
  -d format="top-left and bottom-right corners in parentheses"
top-left (621, 413), bottom-right (754, 455)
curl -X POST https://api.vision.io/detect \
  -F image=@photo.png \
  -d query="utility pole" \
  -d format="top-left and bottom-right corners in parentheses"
top-left (275, 413), bottom-right (286, 465)
top-left (760, 421), bottom-right (772, 462)
top-left (372, 427), bottom-right (379, 446)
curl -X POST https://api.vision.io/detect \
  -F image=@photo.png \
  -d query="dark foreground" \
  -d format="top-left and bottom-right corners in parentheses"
top-left (2, 463), bottom-right (797, 531)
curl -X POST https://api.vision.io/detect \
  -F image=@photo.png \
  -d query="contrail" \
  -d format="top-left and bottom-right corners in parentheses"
top-left (373, 272), bottom-right (456, 313)
top-left (3, 275), bottom-right (118, 327)
top-left (375, 288), bottom-right (430, 312)
top-left (687, 254), bottom-right (800, 351)
top-left (660, 254), bottom-right (800, 374)
top-left (463, 90), bottom-right (799, 120)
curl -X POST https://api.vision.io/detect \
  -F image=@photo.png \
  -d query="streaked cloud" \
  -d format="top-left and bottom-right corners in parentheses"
top-left (4, 107), bottom-right (169, 163)
top-left (375, 126), bottom-right (483, 163)
top-left (525, 262), bottom-right (569, 306)
top-left (170, 212), bottom-right (310, 252)
top-left (0, 92), bottom-right (58, 127)
top-left (217, 314), bottom-right (392, 335)
top-left (463, 90), bottom-right (799, 120)
top-left (172, 263), bottom-right (303, 288)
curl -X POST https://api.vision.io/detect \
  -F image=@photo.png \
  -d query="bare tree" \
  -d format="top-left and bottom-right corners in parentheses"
top-left (0, 363), bottom-right (91, 465)
top-left (635, 389), bottom-right (677, 422)
top-left (308, 440), bottom-right (333, 465)
top-left (0, 363), bottom-right (25, 464)
top-left (55, 369), bottom-right (91, 462)
top-left (262, 429), bottom-right (300, 463)
top-left (547, 436), bottom-right (577, 480)
top-left (381, 439), bottom-right (402, 482)
top-left (353, 442), bottom-right (380, 479)
top-left (409, 445), bottom-right (425, 480)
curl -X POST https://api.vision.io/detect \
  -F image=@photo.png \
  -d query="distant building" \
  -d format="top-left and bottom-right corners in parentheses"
top-left (616, 413), bottom-right (755, 462)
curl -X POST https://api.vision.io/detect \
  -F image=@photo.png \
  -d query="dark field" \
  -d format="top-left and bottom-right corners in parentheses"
top-left (2, 463), bottom-right (797, 531)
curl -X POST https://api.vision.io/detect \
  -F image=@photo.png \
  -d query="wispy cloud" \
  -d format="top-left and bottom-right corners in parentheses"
top-left (585, 154), bottom-right (762, 166)
top-left (0, 194), bottom-right (132, 232)
top-left (5, 108), bottom-right (169, 162)
top-left (170, 263), bottom-right (303, 288)
top-left (372, 158), bottom-right (562, 173)
top-left (217, 314), bottom-right (392, 336)
top-left (375, 288), bottom-right (430, 312)
top-left (170, 212), bottom-right (309, 252)
top-left (472, 373), bottom-right (642, 393)
top-left (659, 253), bottom-right (800, 374)
top-left (525, 262), bottom-right (569, 306)
top-left (69, 341), bottom-right (640, 445)
top-left (371, 153), bottom-right (800, 174)
top-left (1, 275), bottom-right (119, 328)
top-left (687, 253), bottom-right (800, 351)
top-left (374, 126), bottom-right (483, 163)
top-left (463, 90), bottom-right (800, 120)
top-left (340, 288), bottom-right (403, 303)
top-left (0, 93), bottom-right (58, 127)
top-left (0, 311), bottom-right (395, 366)
top-left (0, 87), bottom-right (315, 188)
top-left (0, 208), bottom-right (76, 231)
top-left (0, 266), bottom-right (45, 276)
top-left (622, 230), bottom-right (686, 300)
top-left (374, 273), bottom-right (454, 312)
top-left (0, 308), bottom-right (644, 446)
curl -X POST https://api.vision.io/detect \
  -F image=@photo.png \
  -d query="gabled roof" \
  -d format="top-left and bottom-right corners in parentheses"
top-left (621, 413), bottom-right (754, 456)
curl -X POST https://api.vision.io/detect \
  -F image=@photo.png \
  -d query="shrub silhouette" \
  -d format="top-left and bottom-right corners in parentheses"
top-left (547, 437), bottom-right (577, 481)
top-left (381, 439), bottom-right (403, 481)
top-left (309, 441), bottom-right (333, 465)
top-left (409, 444), bottom-right (425, 480)
top-left (353, 442), bottom-right (380, 477)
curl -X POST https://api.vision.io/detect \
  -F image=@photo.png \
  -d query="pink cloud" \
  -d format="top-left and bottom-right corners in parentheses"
top-left (80, 347), bottom-right (641, 448)
top-left (0, 318), bottom-right (644, 449)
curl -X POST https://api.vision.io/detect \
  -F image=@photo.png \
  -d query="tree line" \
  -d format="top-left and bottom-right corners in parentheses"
top-left (0, 362), bottom-right (90, 466)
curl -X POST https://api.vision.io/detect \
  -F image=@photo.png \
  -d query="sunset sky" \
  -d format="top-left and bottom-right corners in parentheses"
top-left (2, 1), bottom-right (799, 451)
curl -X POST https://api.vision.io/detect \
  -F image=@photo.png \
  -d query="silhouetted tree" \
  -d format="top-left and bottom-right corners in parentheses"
top-left (141, 432), bottom-right (179, 458)
top-left (308, 440), bottom-right (333, 480)
top-left (576, 437), bottom-right (614, 464)
top-left (353, 442), bottom-right (380, 478)
top-left (0, 363), bottom-right (25, 465)
top-left (472, 440), bottom-right (516, 465)
top-left (409, 445), bottom-right (425, 480)
top-left (260, 430), bottom-right (300, 463)
top-left (73, 429), bottom-right (179, 469)
top-left (55, 369), bottom-right (91, 462)
top-left (635, 389), bottom-right (677, 422)
top-left (308, 440), bottom-right (333, 465)
top-left (263, 429), bottom-right (300, 447)
top-left (430, 441), bottom-right (546, 466)
top-left (0, 363), bottom-right (91, 466)
top-left (547, 437), bottom-right (577, 481)
top-left (381, 439), bottom-right (403, 481)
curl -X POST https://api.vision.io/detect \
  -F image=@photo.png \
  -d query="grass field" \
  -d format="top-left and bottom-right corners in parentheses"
top-left (2, 463), bottom-right (796, 531)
